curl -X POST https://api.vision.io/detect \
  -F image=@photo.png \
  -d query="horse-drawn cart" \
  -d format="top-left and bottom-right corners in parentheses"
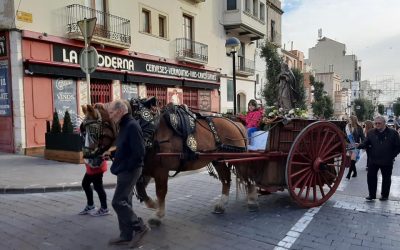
top-left (158, 118), bottom-right (348, 208)
top-left (82, 102), bottom-right (349, 225)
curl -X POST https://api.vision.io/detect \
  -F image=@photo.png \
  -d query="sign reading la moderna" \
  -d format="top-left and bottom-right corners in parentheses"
top-left (53, 45), bottom-right (218, 83)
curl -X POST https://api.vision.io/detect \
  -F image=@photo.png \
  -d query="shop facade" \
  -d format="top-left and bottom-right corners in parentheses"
top-left (9, 31), bottom-right (220, 155)
top-left (0, 31), bottom-right (13, 152)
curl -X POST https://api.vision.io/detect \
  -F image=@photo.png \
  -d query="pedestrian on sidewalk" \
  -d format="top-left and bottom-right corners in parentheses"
top-left (104, 100), bottom-right (148, 247)
top-left (364, 120), bottom-right (374, 171)
top-left (346, 115), bottom-right (365, 179)
top-left (79, 160), bottom-right (110, 216)
top-left (357, 115), bottom-right (400, 201)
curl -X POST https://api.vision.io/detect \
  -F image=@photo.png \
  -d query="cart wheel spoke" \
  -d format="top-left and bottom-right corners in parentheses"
top-left (304, 173), bottom-right (313, 200)
top-left (312, 174), bottom-right (317, 202)
top-left (321, 141), bottom-right (342, 159)
top-left (316, 174), bottom-right (325, 197)
top-left (291, 161), bottom-right (312, 166)
top-left (296, 171), bottom-right (313, 196)
top-left (318, 131), bottom-right (336, 158)
top-left (290, 166), bottom-right (311, 179)
top-left (322, 153), bottom-right (343, 163)
top-left (294, 150), bottom-right (312, 162)
top-left (317, 129), bottom-right (330, 155)
top-left (294, 170), bottom-right (312, 190)
top-left (320, 173), bottom-right (333, 190)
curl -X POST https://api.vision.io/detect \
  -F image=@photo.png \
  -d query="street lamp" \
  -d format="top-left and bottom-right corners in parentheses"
top-left (225, 37), bottom-right (240, 114)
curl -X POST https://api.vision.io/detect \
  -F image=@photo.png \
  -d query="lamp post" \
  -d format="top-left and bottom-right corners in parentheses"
top-left (225, 37), bottom-right (241, 114)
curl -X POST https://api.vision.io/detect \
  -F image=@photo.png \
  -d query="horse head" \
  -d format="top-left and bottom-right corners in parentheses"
top-left (81, 103), bottom-right (116, 167)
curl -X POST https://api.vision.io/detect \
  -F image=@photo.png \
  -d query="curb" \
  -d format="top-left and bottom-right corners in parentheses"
top-left (1, 183), bottom-right (116, 194)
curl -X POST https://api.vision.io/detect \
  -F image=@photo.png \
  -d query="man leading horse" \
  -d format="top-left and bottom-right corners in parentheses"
top-left (103, 100), bottom-right (149, 247)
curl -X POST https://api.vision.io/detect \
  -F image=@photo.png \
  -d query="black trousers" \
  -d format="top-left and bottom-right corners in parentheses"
top-left (82, 173), bottom-right (107, 209)
top-left (112, 167), bottom-right (142, 240)
top-left (347, 160), bottom-right (357, 177)
top-left (367, 163), bottom-right (393, 198)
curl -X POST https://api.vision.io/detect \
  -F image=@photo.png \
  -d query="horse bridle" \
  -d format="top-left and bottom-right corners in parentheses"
top-left (81, 109), bottom-right (115, 159)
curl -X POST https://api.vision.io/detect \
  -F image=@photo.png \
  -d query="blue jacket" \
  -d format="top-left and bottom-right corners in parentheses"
top-left (111, 113), bottom-right (145, 175)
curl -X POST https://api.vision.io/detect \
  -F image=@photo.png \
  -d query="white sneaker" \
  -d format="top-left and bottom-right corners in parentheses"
top-left (91, 208), bottom-right (111, 217)
top-left (78, 205), bottom-right (96, 215)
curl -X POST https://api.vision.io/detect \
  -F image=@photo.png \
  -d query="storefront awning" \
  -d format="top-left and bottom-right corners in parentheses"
top-left (25, 60), bottom-right (125, 81)
top-left (25, 60), bottom-right (220, 89)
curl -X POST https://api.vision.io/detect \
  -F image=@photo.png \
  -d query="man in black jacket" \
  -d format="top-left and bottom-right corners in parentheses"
top-left (357, 115), bottom-right (400, 201)
top-left (104, 100), bottom-right (148, 247)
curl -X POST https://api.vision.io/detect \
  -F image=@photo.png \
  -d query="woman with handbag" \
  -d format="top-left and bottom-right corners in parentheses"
top-left (346, 115), bottom-right (365, 179)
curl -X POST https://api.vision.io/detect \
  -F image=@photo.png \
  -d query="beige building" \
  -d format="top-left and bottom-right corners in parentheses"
top-left (306, 37), bottom-right (361, 82)
top-left (0, 0), bottom-right (267, 154)
top-left (254, 0), bottom-right (283, 105)
top-left (315, 72), bottom-right (347, 118)
top-left (281, 48), bottom-right (304, 72)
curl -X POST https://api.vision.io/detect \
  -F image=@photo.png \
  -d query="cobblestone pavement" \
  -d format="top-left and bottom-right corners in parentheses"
top-left (2, 166), bottom-right (400, 250)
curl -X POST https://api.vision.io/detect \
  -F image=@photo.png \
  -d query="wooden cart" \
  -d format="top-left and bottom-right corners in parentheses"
top-left (159, 119), bottom-right (349, 208)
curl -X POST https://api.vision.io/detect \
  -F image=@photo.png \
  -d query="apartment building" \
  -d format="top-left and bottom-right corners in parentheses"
top-left (0, 0), bottom-right (266, 154)
top-left (306, 37), bottom-right (361, 82)
top-left (254, 0), bottom-right (283, 104)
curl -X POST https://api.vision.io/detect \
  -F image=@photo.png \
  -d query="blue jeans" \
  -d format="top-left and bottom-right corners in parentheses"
top-left (247, 127), bottom-right (259, 144)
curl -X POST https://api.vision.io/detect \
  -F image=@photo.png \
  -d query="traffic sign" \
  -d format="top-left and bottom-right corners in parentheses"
top-left (77, 17), bottom-right (97, 44)
top-left (79, 46), bottom-right (99, 74)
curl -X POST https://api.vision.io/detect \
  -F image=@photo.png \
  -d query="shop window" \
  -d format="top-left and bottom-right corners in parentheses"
top-left (147, 85), bottom-right (167, 107)
top-left (90, 81), bottom-right (112, 104)
top-left (183, 87), bottom-right (198, 109)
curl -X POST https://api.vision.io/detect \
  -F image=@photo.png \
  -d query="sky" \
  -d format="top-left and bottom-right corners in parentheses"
top-left (281, 0), bottom-right (400, 83)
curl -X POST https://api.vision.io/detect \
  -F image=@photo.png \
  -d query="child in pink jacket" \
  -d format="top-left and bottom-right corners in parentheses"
top-left (238, 99), bottom-right (263, 143)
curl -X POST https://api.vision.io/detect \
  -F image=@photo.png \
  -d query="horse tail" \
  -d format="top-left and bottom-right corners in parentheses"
top-left (135, 174), bottom-right (151, 202)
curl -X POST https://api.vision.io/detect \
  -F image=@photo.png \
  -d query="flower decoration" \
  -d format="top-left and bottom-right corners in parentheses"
top-left (261, 106), bottom-right (308, 128)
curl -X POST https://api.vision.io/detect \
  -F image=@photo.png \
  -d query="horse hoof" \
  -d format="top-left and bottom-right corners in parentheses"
top-left (213, 206), bottom-right (225, 214)
top-left (248, 204), bottom-right (259, 212)
top-left (148, 218), bottom-right (162, 227)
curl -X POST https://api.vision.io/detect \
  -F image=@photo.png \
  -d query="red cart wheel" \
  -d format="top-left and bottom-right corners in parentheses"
top-left (286, 121), bottom-right (347, 207)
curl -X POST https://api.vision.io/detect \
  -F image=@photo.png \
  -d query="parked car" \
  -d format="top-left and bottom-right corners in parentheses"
top-left (387, 119), bottom-right (396, 128)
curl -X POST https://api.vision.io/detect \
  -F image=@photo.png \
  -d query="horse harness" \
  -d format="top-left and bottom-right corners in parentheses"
top-left (81, 108), bottom-right (115, 159)
top-left (160, 105), bottom-right (247, 176)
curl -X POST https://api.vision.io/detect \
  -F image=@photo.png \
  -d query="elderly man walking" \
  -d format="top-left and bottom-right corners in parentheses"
top-left (357, 115), bottom-right (400, 201)
top-left (104, 100), bottom-right (148, 247)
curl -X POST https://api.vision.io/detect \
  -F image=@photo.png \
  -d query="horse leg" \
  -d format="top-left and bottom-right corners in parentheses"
top-left (148, 172), bottom-right (168, 227)
top-left (213, 162), bottom-right (231, 214)
top-left (247, 182), bottom-right (259, 212)
top-left (135, 175), bottom-right (158, 209)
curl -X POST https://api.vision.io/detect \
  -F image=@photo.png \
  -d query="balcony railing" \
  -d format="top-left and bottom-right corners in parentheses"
top-left (237, 57), bottom-right (255, 76)
top-left (175, 38), bottom-right (208, 64)
top-left (66, 4), bottom-right (131, 48)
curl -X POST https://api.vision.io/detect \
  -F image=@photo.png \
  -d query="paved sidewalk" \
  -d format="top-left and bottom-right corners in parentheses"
top-left (0, 153), bottom-right (116, 194)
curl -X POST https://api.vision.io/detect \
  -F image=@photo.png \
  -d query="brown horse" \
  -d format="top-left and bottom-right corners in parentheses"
top-left (134, 103), bottom-right (259, 226)
top-left (81, 103), bottom-right (116, 167)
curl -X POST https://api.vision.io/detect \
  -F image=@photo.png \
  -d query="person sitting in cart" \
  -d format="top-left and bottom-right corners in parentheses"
top-left (238, 99), bottom-right (263, 144)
